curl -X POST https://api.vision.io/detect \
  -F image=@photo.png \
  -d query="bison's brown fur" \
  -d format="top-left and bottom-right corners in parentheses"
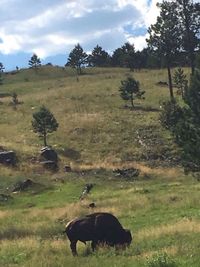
top-left (64, 212), bottom-right (132, 256)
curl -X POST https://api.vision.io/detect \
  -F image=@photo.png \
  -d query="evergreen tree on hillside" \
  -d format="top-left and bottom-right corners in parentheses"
top-left (0, 62), bottom-right (4, 85)
top-left (29, 54), bottom-right (41, 68)
top-left (196, 53), bottom-right (200, 69)
top-left (119, 76), bottom-right (145, 108)
top-left (175, 0), bottom-right (200, 75)
top-left (32, 106), bottom-right (58, 147)
top-left (0, 62), bottom-right (4, 73)
top-left (66, 44), bottom-right (88, 75)
top-left (160, 67), bottom-right (200, 172)
top-left (90, 45), bottom-right (110, 67)
top-left (147, 1), bottom-right (181, 100)
top-left (112, 42), bottom-right (135, 70)
top-left (184, 69), bottom-right (200, 120)
top-left (173, 68), bottom-right (188, 98)
top-left (112, 47), bottom-right (126, 67)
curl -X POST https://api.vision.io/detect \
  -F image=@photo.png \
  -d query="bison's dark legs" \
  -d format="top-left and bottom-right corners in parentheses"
top-left (91, 240), bottom-right (97, 251)
top-left (70, 240), bottom-right (78, 256)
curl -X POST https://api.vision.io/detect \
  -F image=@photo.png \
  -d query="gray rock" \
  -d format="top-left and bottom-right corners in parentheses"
top-left (40, 147), bottom-right (58, 163)
top-left (0, 151), bottom-right (16, 165)
top-left (12, 179), bottom-right (34, 192)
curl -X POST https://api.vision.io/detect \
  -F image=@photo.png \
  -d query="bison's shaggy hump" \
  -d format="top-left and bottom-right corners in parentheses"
top-left (64, 212), bottom-right (132, 256)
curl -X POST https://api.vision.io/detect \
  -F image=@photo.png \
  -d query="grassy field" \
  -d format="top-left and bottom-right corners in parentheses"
top-left (0, 66), bottom-right (199, 267)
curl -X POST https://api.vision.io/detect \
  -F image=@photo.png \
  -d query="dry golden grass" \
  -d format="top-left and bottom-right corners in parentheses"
top-left (136, 218), bottom-right (200, 241)
top-left (71, 160), bottom-right (183, 178)
top-left (140, 246), bottom-right (178, 259)
top-left (0, 236), bottom-right (66, 249)
top-left (24, 202), bottom-right (93, 224)
top-left (0, 210), bottom-right (11, 219)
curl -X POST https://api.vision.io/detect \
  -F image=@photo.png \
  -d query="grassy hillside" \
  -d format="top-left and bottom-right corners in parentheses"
top-left (0, 66), bottom-right (199, 267)
top-left (0, 66), bottom-right (179, 171)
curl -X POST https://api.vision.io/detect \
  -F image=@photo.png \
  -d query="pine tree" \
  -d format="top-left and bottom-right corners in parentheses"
top-left (119, 77), bottom-right (145, 108)
top-left (90, 45), bottom-right (110, 67)
top-left (28, 54), bottom-right (41, 68)
top-left (32, 106), bottom-right (58, 146)
top-left (160, 68), bottom-right (200, 172)
top-left (146, 1), bottom-right (181, 100)
top-left (173, 68), bottom-right (188, 98)
top-left (66, 44), bottom-right (88, 75)
top-left (112, 42), bottom-right (135, 70)
top-left (175, 0), bottom-right (200, 75)
top-left (0, 62), bottom-right (5, 85)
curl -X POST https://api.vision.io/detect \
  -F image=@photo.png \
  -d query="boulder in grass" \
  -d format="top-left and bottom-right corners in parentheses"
top-left (0, 151), bottom-right (16, 165)
top-left (40, 147), bottom-right (58, 163)
top-left (12, 179), bottom-right (34, 192)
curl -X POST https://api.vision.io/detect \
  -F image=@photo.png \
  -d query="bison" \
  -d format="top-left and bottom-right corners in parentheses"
top-left (64, 212), bottom-right (132, 256)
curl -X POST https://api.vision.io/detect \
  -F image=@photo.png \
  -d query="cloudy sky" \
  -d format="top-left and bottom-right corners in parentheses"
top-left (0, 0), bottom-right (161, 70)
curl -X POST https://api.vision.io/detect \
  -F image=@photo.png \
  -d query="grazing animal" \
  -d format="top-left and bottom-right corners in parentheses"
top-left (64, 212), bottom-right (132, 256)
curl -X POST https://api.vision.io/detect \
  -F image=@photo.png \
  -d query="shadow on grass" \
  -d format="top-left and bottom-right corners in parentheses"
top-left (0, 227), bottom-right (32, 240)
top-left (122, 105), bottom-right (160, 112)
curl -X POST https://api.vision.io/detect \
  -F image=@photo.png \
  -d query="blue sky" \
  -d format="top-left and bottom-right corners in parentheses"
top-left (0, 0), bottom-right (161, 70)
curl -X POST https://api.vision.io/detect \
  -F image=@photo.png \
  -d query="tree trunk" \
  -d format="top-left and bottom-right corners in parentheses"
top-left (189, 50), bottom-right (195, 76)
top-left (78, 64), bottom-right (82, 75)
top-left (44, 133), bottom-right (47, 147)
top-left (167, 66), bottom-right (174, 100)
top-left (130, 94), bottom-right (134, 109)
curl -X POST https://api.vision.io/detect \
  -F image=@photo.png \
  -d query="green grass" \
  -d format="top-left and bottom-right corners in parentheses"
top-left (0, 66), bottom-right (199, 266)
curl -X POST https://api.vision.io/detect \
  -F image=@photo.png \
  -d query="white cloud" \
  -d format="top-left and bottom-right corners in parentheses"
top-left (127, 33), bottom-right (149, 51)
top-left (0, 0), bottom-right (161, 57)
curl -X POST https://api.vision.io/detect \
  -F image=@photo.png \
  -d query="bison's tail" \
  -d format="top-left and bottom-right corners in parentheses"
top-left (65, 220), bottom-right (72, 228)
top-left (63, 220), bottom-right (73, 234)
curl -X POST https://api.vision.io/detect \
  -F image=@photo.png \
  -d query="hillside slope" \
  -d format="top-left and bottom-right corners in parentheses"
top-left (1, 67), bottom-right (199, 267)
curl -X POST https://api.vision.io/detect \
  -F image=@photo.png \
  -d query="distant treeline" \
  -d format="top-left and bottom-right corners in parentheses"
top-left (64, 43), bottom-right (200, 73)
top-left (86, 43), bottom-right (200, 70)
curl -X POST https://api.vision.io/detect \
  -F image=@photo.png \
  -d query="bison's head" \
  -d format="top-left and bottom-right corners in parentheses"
top-left (123, 229), bottom-right (132, 246)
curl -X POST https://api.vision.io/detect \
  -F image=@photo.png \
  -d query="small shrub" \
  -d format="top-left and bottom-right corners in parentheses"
top-left (146, 252), bottom-right (176, 267)
top-left (173, 68), bottom-right (188, 98)
top-left (12, 92), bottom-right (19, 105)
top-left (119, 76), bottom-right (145, 108)
top-left (159, 100), bottom-right (183, 131)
